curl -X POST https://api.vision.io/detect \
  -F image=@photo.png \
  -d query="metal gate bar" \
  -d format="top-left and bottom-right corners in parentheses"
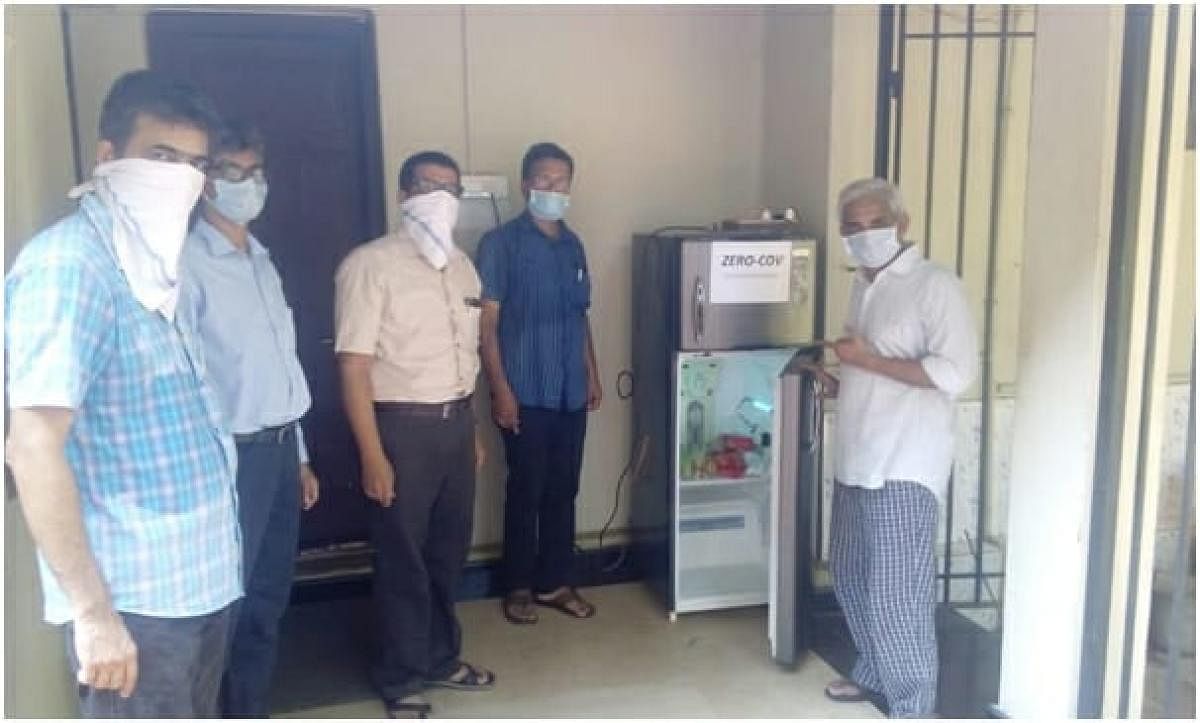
top-left (876, 5), bottom-right (1036, 606)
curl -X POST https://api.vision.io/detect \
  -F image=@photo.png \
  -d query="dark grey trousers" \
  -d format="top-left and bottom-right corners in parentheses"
top-left (370, 401), bottom-right (476, 700)
top-left (65, 606), bottom-right (233, 718)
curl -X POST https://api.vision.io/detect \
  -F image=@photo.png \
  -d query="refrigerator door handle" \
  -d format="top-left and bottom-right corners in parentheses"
top-left (806, 375), bottom-right (822, 452)
top-left (693, 277), bottom-right (706, 344)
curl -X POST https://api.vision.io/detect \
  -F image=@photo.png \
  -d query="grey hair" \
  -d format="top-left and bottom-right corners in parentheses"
top-left (837, 178), bottom-right (907, 219)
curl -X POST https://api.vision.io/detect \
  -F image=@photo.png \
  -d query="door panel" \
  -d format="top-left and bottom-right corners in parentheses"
top-left (679, 239), bottom-right (819, 351)
top-left (770, 360), bottom-right (821, 665)
top-left (148, 10), bottom-right (387, 549)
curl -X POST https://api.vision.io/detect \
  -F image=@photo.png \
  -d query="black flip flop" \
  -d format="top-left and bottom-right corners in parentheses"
top-left (426, 661), bottom-right (495, 691)
top-left (385, 695), bottom-right (432, 719)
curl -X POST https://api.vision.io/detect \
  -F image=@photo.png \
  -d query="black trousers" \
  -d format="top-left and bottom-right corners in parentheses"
top-left (370, 402), bottom-right (476, 700)
top-left (501, 406), bottom-right (587, 593)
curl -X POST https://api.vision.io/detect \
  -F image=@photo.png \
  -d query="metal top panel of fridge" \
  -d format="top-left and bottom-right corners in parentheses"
top-left (632, 230), bottom-right (823, 352)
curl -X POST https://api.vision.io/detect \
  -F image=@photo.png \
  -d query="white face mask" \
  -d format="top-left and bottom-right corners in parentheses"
top-left (69, 158), bottom-right (206, 320)
top-left (400, 190), bottom-right (460, 270)
top-left (841, 226), bottom-right (902, 269)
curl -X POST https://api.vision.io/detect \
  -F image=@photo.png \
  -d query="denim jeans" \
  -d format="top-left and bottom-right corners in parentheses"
top-left (222, 425), bottom-right (301, 717)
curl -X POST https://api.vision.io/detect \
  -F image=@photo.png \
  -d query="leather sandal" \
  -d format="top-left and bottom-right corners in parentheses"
top-left (426, 661), bottom-right (495, 691)
top-left (502, 590), bottom-right (538, 624)
top-left (535, 587), bottom-right (596, 619)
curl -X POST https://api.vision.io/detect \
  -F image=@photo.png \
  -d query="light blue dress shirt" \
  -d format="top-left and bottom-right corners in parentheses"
top-left (178, 218), bottom-right (313, 463)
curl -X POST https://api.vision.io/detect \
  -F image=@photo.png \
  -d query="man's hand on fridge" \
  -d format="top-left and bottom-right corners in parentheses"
top-left (795, 358), bottom-right (840, 399)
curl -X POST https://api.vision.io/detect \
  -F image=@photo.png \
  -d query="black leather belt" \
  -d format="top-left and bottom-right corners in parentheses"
top-left (233, 423), bottom-right (295, 445)
top-left (375, 396), bottom-right (473, 419)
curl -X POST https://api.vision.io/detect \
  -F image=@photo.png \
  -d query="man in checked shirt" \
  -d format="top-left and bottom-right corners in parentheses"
top-left (5, 71), bottom-right (241, 718)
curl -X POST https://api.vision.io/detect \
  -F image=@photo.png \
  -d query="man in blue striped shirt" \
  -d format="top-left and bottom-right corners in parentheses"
top-left (478, 142), bottom-right (603, 625)
top-left (178, 119), bottom-right (320, 717)
top-left (5, 70), bottom-right (241, 718)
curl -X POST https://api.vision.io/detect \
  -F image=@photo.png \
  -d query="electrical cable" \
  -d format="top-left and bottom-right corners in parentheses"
top-left (596, 434), bottom-right (650, 573)
top-left (649, 225), bottom-right (710, 236)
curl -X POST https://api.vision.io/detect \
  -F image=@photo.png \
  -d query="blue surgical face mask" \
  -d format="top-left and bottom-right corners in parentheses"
top-left (208, 178), bottom-right (268, 226)
top-left (841, 226), bottom-right (901, 268)
top-left (528, 189), bottom-right (570, 222)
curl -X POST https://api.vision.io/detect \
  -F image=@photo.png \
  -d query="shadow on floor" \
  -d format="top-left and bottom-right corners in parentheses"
top-left (272, 589), bottom-right (1000, 718)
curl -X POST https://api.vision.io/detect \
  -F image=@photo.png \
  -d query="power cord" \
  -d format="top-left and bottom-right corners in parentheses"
top-left (596, 434), bottom-right (650, 573)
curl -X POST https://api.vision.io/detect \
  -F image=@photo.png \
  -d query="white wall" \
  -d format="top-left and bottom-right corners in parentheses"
top-left (997, 6), bottom-right (1125, 716)
top-left (4, 5), bottom-right (82, 718)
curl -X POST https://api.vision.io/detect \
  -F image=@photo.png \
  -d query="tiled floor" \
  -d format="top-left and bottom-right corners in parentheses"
top-left (270, 582), bottom-right (882, 718)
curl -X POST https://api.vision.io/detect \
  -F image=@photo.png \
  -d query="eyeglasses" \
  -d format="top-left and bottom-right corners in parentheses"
top-left (210, 160), bottom-right (267, 184)
top-left (410, 178), bottom-right (464, 198)
top-left (143, 145), bottom-right (211, 174)
top-left (527, 173), bottom-right (571, 193)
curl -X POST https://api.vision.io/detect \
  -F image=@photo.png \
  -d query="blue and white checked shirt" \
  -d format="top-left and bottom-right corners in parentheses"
top-left (476, 212), bottom-right (591, 412)
top-left (178, 219), bottom-right (312, 462)
top-left (5, 194), bottom-right (243, 624)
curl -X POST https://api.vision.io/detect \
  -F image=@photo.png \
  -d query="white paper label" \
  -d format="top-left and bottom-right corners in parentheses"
top-left (709, 241), bottom-right (793, 304)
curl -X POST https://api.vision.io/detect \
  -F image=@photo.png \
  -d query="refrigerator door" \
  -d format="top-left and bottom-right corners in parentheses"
top-left (679, 238), bottom-right (818, 351)
top-left (768, 359), bottom-right (821, 665)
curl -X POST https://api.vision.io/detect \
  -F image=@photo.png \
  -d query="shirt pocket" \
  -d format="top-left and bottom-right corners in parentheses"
top-left (567, 249), bottom-right (591, 311)
top-left (125, 312), bottom-right (188, 383)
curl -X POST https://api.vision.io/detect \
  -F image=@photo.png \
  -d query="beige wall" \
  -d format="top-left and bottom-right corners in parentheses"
top-left (62, 4), bottom-right (770, 551)
top-left (6, 6), bottom-right (77, 261)
top-left (4, 6), bottom-right (82, 718)
top-left (63, 6), bottom-right (147, 179)
top-left (379, 4), bottom-right (769, 548)
top-left (1169, 150), bottom-right (1195, 378)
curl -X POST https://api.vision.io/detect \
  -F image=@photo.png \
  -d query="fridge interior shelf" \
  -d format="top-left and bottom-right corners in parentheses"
top-left (675, 562), bottom-right (769, 612)
top-left (679, 474), bottom-right (768, 489)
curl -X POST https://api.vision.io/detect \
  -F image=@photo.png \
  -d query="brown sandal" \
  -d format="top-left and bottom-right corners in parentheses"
top-left (502, 590), bottom-right (538, 624)
top-left (535, 587), bottom-right (596, 619)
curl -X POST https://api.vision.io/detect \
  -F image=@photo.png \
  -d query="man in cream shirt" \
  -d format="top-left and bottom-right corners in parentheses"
top-left (812, 178), bottom-right (978, 718)
top-left (335, 151), bottom-right (494, 719)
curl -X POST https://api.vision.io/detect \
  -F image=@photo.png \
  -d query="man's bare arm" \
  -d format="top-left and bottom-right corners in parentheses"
top-left (7, 407), bottom-right (137, 697)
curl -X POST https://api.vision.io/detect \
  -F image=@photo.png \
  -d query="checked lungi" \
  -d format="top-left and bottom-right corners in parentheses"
top-left (829, 480), bottom-right (940, 718)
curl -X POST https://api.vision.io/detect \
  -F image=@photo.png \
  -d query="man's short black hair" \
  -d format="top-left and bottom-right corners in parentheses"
top-left (398, 151), bottom-right (461, 192)
top-left (521, 142), bottom-right (574, 181)
top-left (213, 118), bottom-right (267, 162)
top-left (98, 70), bottom-right (222, 153)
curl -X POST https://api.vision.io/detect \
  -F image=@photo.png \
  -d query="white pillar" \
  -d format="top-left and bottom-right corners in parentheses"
top-left (996, 7), bottom-right (1126, 717)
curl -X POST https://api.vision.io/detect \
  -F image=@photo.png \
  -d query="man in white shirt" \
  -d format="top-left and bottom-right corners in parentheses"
top-left (812, 178), bottom-right (978, 718)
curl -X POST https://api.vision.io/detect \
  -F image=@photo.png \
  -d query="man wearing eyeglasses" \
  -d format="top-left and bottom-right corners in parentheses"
top-left (176, 119), bottom-right (320, 717)
top-left (5, 70), bottom-right (241, 717)
top-left (335, 151), bottom-right (494, 719)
